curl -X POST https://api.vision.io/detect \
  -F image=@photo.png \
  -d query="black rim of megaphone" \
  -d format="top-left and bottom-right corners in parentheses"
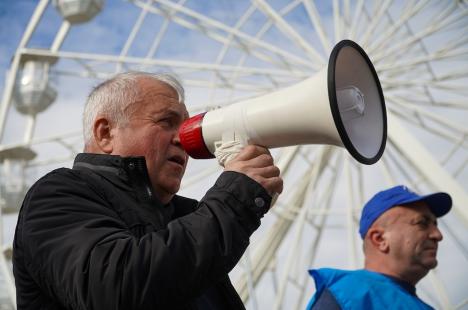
top-left (327, 39), bottom-right (387, 165)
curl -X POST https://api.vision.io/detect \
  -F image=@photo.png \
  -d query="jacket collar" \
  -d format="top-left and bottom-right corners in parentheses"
top-left (73, 153), bottom-right (156, 205)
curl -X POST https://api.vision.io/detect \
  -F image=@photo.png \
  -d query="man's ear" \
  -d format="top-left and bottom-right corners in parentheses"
top-left (367, 226), bottom-right (389, 253)
top-left (93, 117), bottom-right (114, 154)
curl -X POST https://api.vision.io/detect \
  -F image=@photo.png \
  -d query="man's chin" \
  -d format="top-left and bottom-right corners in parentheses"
top-left (163, 180), bottom-right (182, 196)
top-left (422, 258), bottom-right (438, 270)
top-left (151, 178), bottom-right (183, 201)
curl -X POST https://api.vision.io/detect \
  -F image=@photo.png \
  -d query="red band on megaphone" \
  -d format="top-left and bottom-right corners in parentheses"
top-left (179, 112), bottom-right (215, 159)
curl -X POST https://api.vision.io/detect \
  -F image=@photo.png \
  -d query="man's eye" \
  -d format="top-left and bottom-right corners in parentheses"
top-left (417, 220), bottom-right (429, 228)
top-left (158, 118), bottom-right (173, 126)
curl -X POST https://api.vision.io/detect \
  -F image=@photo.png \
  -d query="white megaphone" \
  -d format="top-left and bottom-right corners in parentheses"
top-left (179, 40), bottom-right (386, 165)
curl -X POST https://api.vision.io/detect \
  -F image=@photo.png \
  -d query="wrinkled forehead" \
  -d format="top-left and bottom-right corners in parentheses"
top-left (130, 77), bottom-right (187, 114)
top-left (138, 77), bottom-right (181, 101)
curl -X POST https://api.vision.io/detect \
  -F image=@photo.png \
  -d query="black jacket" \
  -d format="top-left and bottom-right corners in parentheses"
top-left (13, 153), bottom-right (271, 309)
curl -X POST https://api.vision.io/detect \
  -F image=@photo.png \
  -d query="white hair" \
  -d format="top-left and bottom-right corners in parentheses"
top-left (82, 71), bottom-right (184, 147)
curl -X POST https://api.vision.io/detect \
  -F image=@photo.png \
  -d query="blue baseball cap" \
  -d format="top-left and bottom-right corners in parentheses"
top-left (359, 185), bottom-right (452, 239)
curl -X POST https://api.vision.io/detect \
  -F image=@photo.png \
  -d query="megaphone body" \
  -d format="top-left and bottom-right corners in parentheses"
top-left (179, 40), bottom-right (387, 165)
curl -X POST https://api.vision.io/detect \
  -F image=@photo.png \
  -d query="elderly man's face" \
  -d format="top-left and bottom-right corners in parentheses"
top-left (111, 77), bottom-right (189, 203)
top-left (383, 202), bottom-right (443, 275)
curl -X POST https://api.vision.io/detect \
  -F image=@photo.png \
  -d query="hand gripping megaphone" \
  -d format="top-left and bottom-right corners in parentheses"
top-left (179, 40), bottom-right (387, 165)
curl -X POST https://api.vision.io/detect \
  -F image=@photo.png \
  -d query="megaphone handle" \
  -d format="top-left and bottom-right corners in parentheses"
top-left (214, 137), bottom-right (247, 167)
top-left (215, 138), bottom-right (279, 205)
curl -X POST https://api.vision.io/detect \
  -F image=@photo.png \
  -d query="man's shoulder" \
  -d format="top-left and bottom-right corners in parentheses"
top-left (312, 268), bottom-right (406, 288)
top-left (309, 268), bottom-right (393, 300)
top-left (310, 268), bottom-right (357, 282)
top-left (309, 268), bottom-right (433, 309)
top-left (26, 167), bottom-right (70, 189)
top-left (312, 267), bottom-right (395, 279)
top-left (21, 166), bottom-right (103, 215)
top-left (27, 166), bottom-right (91, 193)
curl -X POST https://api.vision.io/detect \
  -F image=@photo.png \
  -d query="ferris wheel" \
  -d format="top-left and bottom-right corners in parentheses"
top-left (0, 0), bottom-right (467, 309)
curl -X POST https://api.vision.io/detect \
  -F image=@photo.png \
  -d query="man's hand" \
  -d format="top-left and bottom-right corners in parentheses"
top-left (224, 145), bottom-right (283, 197)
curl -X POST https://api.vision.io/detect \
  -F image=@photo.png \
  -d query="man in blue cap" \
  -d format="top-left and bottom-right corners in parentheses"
top-left (307, 185), bottom-right (452, 310)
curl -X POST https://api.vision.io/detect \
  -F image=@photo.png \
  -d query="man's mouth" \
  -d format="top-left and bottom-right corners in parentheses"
top-left (423, 245), bottom-right (438, 254)
top-left (168, 155), bottom-right (186, 166)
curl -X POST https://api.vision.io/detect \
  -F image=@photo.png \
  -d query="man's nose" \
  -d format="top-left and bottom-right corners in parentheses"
top-left (430, 225), bottom-right (443, 242)
top-left (173, 129), bottom-right (181, 144)
top-left (172, 127), bottom-right (185, 149)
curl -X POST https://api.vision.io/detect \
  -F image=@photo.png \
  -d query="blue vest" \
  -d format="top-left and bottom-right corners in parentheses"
top-left (307, 268), bottom-right (434, 309)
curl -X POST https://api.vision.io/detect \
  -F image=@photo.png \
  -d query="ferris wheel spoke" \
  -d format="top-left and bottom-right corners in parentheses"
top-left (114, 0), bottom-right (152, 73)
top-left (347, 0), bottom-right (364, 40)
top-left (235, 146), bottom-right (333, 303)
top-left (357, 0), bottom-right (394, 49)
top-left (140, 0), bottom-right (188, 72)
top-left (387, 120), bottom-right (467, 171)
top-left (132, 0), bottom-right (317, 70)
top-left (211, 0), bottom-right (310, 103)
top-left (383, 90), bottom-right (466, 111)
top-left (343, 157), bottom-right (359, 269)
top-left (252, 0), bottom-right (326, 64)
top-left (208, 4), bottom-right (257, 102)
top-left (372, 6), bottom-right (467, 64)
top-left (366, 0), bottom-right (430, 55)
top-left (357, 163), bottom-right (366, 208)
top-left (432, 69), bottom-right (468, 85)
top-left (30, 47), bottom-right (310, 82)
top-left (387, 94), bottom-right (468, 118)
top-left (427, 270), bottom-right (453, 310)
top-left (440, 141), bottom-right (468, 173)
top-left (376, 155), bottom-right (398, 186)
top-left (374, 9), bottom-right (465, 65)
top-left (390, 92), bottom-right (468, 110)
top-left (302, 0), bottom-right (333, 53)
top-left (439, 220), bottom-right (468, 261)
top-left (382, 79), bottom-right (468, 94)
top-left (272, 147), bottom-right (333, 310)
top-left (377, 46), bottom-right (468, 74)
top-left (388, 112), bottom-right (468, 226)
top-left (133, 1), bottom-right (295, 69)
top-left (384, 142), bottom-right (426, 189)
top-left (332, 0), bottom-right (343, 43)
top-left (294, 155), bottom-right (343, 309)
top-left (389, 99), bottom-right (468, 150)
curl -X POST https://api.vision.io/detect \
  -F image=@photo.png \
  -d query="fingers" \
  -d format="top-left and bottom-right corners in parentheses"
top-left (256, 165), bottom-right (280, 178)
top-left (224, 145), bottom-right (283, 197)
top-left (259, 175), bottom-right (283, 195)
top-left (232, 145), bottom-right (271, 162)
top-left (224, 145), bottom-right (272, 173)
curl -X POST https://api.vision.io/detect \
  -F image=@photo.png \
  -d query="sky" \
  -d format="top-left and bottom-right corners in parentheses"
top-left (0, 1), bottom-right (467, 309)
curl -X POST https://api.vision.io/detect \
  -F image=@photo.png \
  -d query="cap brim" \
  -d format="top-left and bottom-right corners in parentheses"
top-left (402, 192), bottom-right (452, 217)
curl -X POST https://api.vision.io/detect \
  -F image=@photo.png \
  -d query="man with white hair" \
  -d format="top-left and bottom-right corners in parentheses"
top-left (13, 71), bottom-right (283, 309)
top-left (307, 185), bottom-right (452, 310)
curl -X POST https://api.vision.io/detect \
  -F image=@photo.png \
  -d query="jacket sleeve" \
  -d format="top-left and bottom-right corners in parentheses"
top-left (15, 169), bottom-right (270, 309)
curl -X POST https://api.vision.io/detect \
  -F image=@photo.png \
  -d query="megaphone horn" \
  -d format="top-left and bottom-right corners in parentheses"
top-left (179, 39), bottom-right (387, 165)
